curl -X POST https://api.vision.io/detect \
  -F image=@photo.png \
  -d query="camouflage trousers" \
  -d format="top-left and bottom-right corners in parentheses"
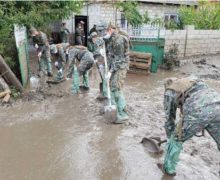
top-left (110, 68), bottom-right (127, 92)
top-left (39, 56), bottom-right (52, 74)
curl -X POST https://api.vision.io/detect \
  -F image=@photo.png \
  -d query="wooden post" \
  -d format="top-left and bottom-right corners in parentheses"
top-left (0, 55), bottom-right (23, 92)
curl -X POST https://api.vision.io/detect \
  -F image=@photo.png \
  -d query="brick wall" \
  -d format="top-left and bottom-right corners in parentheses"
top-left (165, 30), bottom-right (220, 58)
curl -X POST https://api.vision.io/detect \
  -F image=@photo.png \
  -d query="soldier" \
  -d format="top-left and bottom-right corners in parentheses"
top-left (105, 24), bottom-right (130, 124)
top-left (30, 27), bottom-right (53, 77)
top-left (75, 23), bottom-right (83, 45)
top-left (158, 76), bottom-right (220, 176)
top-left (89, 24), bottom-right (98, 35)
top-left (50, 43), bottom-right (70, 81)
top-left (80, 21), bottom-right (86, 45)
top-left (67, 46), bottom-right (94, 94)
top-left (60, 22), bottom-right (70, 43)
top-left (89, 32), bottom-right (108, 100)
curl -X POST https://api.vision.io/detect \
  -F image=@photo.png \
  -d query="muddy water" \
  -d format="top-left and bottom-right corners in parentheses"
top-left (0, 58), bottom-right (220, 179)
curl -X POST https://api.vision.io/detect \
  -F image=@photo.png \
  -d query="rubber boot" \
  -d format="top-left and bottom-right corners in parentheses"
top-left (102, 79), bottom-right (108, 98)
top-left (71, 65), bottom-right (80, 94)
top-left (39, 57), bottom-right (47, 75)
top-left (113, 90), bottom-right (129, 124)
top-left (163, 135), bottom-right (183, 175)
top-left (97, 79), bottom-right (108, 101)
top-left (55, 69), bottom-right (64, 81)
top-left (46, 58), bottom-right (53, 77)
top-left (81, 71), bottom-right (89, 91)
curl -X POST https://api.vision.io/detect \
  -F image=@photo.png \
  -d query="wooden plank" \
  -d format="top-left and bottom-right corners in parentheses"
top-left (129, 51), bottom-right (152, 59)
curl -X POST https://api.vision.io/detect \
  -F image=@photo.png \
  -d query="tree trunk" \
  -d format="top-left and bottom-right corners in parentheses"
top-left (0, 55), bottom-right (23, 92)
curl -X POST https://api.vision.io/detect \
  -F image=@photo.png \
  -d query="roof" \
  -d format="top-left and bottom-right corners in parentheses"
top-left (138, 0), bottom-right (198, 6)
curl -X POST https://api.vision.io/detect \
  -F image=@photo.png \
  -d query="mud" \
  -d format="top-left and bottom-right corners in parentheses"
top-left (0, 52), bottom-right (220, 180)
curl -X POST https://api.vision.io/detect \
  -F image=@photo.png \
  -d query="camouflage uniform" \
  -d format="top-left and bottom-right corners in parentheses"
top-left (162, 77), bottom-right (220, 175)
top-left (33, 31), bottom-right (52, 75)
top-left (92, 37), bottom-right (108, 98)
top-left (60, 26), bottom-right (70, 43)
top-left (75, 27), bottom-right (83, 45)
top-left (106, 32), bottom-right (129, 123)
top-left (50, 43), bottom-right (69, 80)
top-left (67, 47), bottom-right (94, 93)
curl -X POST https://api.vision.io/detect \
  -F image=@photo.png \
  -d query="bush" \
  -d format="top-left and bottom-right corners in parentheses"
top-left (179, 2), bottom-right (220, 29)
top-left (164, 44), bottom-right (179, 70)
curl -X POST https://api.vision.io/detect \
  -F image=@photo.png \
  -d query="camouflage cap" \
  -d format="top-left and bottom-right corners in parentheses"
top-left (90, 32), bottom-right (98, 38)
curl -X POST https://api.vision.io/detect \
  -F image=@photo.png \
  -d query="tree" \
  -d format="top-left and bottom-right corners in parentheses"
top-left (179, 1), bottom-right (220, 29)
top-left (115, 1), bottom-right (143, 26)
top-left (0, 1), bottom-right (83, 73)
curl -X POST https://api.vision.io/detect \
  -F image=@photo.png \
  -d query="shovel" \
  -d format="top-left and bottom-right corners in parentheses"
top-left (101, 45), bottom-right (117, 122)
top-left (95, 62), bottom-right (104, 95)
top-left (141, 137), bottom-right (167, 154)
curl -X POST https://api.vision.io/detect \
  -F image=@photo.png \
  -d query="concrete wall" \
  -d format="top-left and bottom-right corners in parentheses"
top-left (165, 30), bottom-right (220, 58)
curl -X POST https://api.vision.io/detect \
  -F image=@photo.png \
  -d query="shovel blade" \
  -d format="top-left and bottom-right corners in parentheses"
top-left (104, 105), bottom-right (117, 122)
top-left (141, 137), bottom-right (164, 154)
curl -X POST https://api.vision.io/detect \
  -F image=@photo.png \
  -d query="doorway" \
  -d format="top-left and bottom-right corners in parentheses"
top-left (75, 15), bottom-right (88, 46)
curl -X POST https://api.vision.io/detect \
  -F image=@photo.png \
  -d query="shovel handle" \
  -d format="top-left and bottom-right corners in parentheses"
top-left (158, 140), bottom-right (167, 146)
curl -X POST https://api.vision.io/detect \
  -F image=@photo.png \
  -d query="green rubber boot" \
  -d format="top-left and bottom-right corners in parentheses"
top-left (71, 65), bottom-right (80, 94)
top-left (102, 79), bottom-right (108, 98)
top-left (46, 58), bottom-right (53, 76)
top-left (163, 135), bottom-right (183, 175)
top-left (82, 71), bottom-right (89, 89)
top-left (55, 69), bottom-right (64, 81)
top-left (113, 90), bottom-right (129, 124)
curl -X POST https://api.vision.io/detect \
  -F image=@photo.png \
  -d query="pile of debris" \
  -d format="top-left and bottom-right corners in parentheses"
top-left (0, 77), bottom-right (11, 103)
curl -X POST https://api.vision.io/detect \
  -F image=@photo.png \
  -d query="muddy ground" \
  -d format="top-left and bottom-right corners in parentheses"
top-left (0, 52), bottom-right (220, 180)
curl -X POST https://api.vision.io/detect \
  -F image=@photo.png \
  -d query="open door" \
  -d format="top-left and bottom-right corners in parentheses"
top-left (75, 15), bottom-right (88, 46)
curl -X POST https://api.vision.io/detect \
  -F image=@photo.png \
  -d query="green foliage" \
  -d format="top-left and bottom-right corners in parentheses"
top-left (164, 44), bottom-right (178, 70)
top-left (179, 2), bottom-right (220, 29)
top-left (142, 11), bottom-right (151, 24)
top-left (0, 1), bottom-right (83, 76)
top-left (151, 15), bottom-right (164, 27)
top-left (116, 1), bottom-right (143, 26)
top-left (165, 20), bottom-right (179, 31)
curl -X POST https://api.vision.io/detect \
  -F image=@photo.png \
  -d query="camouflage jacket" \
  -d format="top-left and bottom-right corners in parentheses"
top-left (164, 79), bottom-right (220, 138)
top-left (68, 47), bottom-right (94, 63)
top-left (93, 38), bottom-right (105, 58)
top-left (33, 31), bottom-right (50, 58)
top-left (56, 43), bottom-right (69, 62)
top-left (106, 32), bottom-right (129, 72)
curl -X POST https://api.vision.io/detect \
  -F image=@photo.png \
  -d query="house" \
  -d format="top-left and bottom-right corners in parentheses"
top-left (51, 1), bottom-right (198, 44)
top-left (63, 0), bottom-right (198, 31)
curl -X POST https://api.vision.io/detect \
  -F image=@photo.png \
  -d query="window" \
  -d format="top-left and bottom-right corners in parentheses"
top-left (164, 13), bottom-right (179, 24)
top-left (121, 13), bottom-right (126, 28)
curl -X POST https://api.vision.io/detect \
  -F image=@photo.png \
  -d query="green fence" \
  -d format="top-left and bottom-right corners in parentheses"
top-left (14, 25), bottom-right (29, 87)
top-left (131, 38), bottom-right (165, 73)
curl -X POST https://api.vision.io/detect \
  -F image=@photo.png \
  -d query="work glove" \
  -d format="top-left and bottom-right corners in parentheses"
top-left (35, 44), bottom-right (39, 49)
top-left (105, 72), bottom-right (111, 80)
top-left (54, 61), bottom-right (59, 68)
top-left (65, 49), bottom-right (69, 55)
top-left (37, 52), bottom-right (42, 57)
top-left (100, 48), bottom-right (105, 57)
top-left (94, 59), bottom-right (98, 63)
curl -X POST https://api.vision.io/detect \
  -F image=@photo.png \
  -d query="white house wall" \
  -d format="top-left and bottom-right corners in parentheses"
top-left (138, 3), bottom-right (179, 19)
top-left (53, 2), bottom-right (180, 32)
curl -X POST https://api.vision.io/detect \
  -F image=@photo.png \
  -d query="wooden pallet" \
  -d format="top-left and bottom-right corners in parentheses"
top-left (129, 51), bottom-right (152, 74)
